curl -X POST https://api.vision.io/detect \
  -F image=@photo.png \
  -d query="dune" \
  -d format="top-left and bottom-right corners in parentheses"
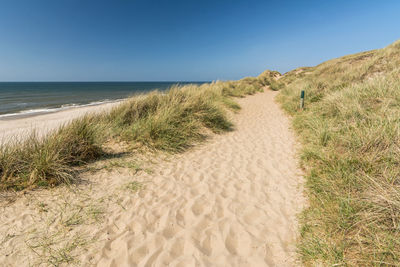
top-left (0, 90), bottom-right (304, 266)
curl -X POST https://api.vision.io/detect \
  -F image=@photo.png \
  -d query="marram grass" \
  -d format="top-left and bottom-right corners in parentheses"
top-left (0, 116), bottom-right (103, 190)
top-left (277, 40), bottom-right (400, 266)
top-left (0, 72), bottom-right (276, 190)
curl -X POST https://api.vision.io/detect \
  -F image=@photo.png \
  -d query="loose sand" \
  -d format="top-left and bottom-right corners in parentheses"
top-left (0, 90), bottom-right (304, 266)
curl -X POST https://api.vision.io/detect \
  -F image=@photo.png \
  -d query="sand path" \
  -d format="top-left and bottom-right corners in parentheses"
top-left (0, 90), bottom-right (304, 266)
top-left (88, 90), bottom-right (304, 266)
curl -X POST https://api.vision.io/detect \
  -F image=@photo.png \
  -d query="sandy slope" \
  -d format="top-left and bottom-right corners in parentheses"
top-left (0, 90), bottom-right (304, 266)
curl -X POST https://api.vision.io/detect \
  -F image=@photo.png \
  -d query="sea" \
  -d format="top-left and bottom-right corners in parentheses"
top-left (0, 82), bottom-right (207, 119)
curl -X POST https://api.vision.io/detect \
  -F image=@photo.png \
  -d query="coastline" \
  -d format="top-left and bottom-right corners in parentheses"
top-left (0, 99), bottom-right (124, 142)
top-left (0, 99), bottom-right (124, 120)
top-left (0, 82), bottom-right (207, 120)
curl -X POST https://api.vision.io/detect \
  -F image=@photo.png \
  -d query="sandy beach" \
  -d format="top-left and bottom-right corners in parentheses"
top-left (0, 101), bottom-right (123, 142)
top-left (0, 90), bottom-right (304, 266)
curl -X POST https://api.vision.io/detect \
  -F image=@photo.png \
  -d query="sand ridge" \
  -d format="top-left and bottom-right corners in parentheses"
top-left (0, 90), bottom-right (304, 266)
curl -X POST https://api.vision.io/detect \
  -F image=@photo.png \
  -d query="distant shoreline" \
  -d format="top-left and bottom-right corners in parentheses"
top-left (0, 98), bottom-right (124, 121)
top-left (0, 81), bottom-right (209, 119)
top-left (0, 99), bottom-right (123, 142)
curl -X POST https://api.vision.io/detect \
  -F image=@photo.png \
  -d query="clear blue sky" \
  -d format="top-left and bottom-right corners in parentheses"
top-left (0, 0), bottom-right (399, 81)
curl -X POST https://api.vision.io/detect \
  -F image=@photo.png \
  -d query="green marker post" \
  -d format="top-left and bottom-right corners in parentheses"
top-left (300, 90), bottom-right (305, 110)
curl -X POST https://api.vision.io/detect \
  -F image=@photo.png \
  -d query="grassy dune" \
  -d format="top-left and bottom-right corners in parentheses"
top-left (0, 73), bottom-right (278, 190)
top-left (4, 38), bottom-right (398, 265)
top-left (277, 40), bottom-right (400, 265)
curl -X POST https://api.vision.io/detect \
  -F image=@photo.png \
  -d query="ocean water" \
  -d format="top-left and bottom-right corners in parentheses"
top-left (0, 82), bottom-right (206, 119)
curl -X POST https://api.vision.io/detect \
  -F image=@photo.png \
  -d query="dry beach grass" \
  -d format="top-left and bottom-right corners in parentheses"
top-left (277, 40), bottom-right (400, 266)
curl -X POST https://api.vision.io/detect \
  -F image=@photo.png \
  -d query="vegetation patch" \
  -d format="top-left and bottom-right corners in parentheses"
top-left (125, 181), bottom-right (144, 192)
top-left (25, 230), bottom-right (89, 266)
top-left (277, 40), bottom-right (400, 266)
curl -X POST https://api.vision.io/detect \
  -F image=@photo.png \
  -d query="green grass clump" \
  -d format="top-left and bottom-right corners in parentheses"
top-left (125, 181), bottom-right (143, 192)
top-left (107, 86), bottom-right (233, 152)
top-left (0, 116), bottom-right (103, 190)
top-left (277, 39), bottom-right (400, 266)
top-left (0, 76), bottom-right (269, 190)
top-left (216, 74), bottom-right (275, 97)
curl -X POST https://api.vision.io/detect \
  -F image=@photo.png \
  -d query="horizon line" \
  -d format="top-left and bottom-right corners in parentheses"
top-left (0, 80), bottom-right (214, 83)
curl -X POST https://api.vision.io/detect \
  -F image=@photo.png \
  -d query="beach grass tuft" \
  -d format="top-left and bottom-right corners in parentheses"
top-left (0, 116), bottom-right (103, 190)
